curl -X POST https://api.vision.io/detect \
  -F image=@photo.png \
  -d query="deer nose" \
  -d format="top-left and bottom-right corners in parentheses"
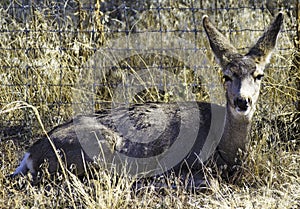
top-left (234, 97), bottom-right (251, 111)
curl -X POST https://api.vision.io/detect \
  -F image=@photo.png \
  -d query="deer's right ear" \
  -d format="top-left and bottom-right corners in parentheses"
top-left (202, 15), bottom-right (241, 69)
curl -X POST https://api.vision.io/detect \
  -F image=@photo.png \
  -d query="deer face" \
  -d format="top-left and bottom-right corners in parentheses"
top-left (203, 12), bottom-right (283, 120)
top-left (223, 57), bottom-right (264, 118)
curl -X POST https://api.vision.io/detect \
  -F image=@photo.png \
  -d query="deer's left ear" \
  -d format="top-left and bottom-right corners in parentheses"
top-left (245, 12), bottom-right (284, 68)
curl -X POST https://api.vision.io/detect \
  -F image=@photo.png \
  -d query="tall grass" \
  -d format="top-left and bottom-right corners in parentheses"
top-left (0, 0), bottom-right (299, 208)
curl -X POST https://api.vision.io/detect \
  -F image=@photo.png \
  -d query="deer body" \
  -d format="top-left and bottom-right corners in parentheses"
top-left (11, 13), bottom-right (284, 184)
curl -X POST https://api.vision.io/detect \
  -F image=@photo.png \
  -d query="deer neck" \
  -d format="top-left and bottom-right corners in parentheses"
top-left (217, 103), bottom-right (252, 166)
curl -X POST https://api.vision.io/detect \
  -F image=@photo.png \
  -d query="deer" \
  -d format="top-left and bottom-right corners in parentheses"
top-left (10, 12), bottom-right (284, 187)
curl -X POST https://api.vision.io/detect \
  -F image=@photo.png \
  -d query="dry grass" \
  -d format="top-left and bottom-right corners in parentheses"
top-left (0, 0), bottom-right (299, 208)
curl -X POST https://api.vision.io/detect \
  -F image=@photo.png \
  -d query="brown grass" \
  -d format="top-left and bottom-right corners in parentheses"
top-left (0, 0), bottom-right (299, 208)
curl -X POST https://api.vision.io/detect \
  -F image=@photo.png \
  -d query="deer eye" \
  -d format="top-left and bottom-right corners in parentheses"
top-left (254, 74), bottom-right (264, 81)
top-left (223, 75), bottom-right (232, 82)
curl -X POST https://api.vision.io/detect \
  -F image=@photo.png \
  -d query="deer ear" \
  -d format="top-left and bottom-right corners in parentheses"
top-left (203, 15), bottom-right (242, 68)
top-left (245, 12), bottom-right (284, 68)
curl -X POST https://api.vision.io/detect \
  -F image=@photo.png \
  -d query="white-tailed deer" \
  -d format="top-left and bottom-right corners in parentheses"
top-left (10, 13), bottom-right (283, 185)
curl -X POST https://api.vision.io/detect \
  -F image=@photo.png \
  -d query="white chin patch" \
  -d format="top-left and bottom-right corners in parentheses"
top-left (235, 107), bottom-right (251, 116)
top-left (230, 105), bottom-right (252, 118)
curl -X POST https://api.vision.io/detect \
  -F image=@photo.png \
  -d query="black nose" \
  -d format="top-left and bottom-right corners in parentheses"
top-left (234, 97), bottom-right (250, 111)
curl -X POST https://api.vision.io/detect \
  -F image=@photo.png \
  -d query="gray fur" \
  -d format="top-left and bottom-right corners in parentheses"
top-left (11, 13), bottom-right (283, 184)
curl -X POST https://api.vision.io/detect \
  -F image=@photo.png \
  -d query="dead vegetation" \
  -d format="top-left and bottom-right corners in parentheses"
top-left (0, 0), bottom-right (299, 208)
